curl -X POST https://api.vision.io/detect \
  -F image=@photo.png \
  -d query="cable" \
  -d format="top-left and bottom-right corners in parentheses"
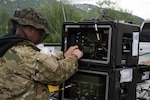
top-left (136, 85), bottom-right (150, 100)
top-left (141, 86), bottom-right (150, 99)
top-left (50, 84), bottom-right (73, 97)
top-left (139, 52), bottom-right (150, 56)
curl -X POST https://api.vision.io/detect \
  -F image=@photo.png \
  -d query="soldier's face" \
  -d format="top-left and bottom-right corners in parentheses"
top-left (22, 25), bottom-right (43, 44)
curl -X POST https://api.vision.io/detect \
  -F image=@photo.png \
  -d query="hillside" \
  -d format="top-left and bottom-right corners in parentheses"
top-left (0, 0), bottom-right (143, 23)
top-left (74, 4), bottom-right (143, 24)
top-left (0, 0), bottom-right (53, 13)
top-left (0, 0), bottom-right (143, 41)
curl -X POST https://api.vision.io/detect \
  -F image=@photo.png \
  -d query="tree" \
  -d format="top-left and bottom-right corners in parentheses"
top-left (96, 0), bottom-right (141, 24)
top-left (0, 6), bottom-right (11, 34)
top-left (39, 0), bottom-right (82, 43)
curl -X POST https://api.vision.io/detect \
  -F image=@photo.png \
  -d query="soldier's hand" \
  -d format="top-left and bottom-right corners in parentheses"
top-left (64, 45), bottom-right (79, 57)
top-left (72, 49), bottom-right (83, 59)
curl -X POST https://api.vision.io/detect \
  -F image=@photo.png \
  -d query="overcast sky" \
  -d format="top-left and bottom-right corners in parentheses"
top-left (68, 0), bottom-right (150, 20)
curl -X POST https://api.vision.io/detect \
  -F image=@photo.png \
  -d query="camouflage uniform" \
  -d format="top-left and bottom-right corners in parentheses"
top-left (0, 40), bottom-right (78, 100)
top-left (0, 8), bottom-right (78, 100)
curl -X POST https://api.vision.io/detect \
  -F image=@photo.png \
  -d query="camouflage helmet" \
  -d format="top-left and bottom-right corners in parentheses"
top-left (11, 8), bottom-right (50, 34)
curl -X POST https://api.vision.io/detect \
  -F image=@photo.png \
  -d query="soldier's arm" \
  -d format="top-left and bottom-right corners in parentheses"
top-left (12, 44), bottom-right (78, 86)
top-left (35, 51), bottom-right (78, 85)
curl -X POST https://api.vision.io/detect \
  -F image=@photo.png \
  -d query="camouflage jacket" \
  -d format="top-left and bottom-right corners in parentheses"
top-left (0, 40), bottom-right (78, 100)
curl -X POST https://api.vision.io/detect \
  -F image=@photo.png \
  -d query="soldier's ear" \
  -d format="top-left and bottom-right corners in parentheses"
top-left (8, 20), bottom-right (18, 34)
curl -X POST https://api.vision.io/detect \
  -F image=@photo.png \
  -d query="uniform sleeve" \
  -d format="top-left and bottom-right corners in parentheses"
top-left (12, 44), bottom-right (78, 86)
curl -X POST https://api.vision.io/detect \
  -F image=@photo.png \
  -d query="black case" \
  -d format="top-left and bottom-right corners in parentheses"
top-left (61, 20), bottom-right (140, 68)
top-left (60, 67), bottom-right (138, 100)
top-left (60, 20), bottom-right (142, 100)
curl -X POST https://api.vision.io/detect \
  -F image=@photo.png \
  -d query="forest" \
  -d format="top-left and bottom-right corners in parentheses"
top-left (0, 0), bottom-right (143, 43)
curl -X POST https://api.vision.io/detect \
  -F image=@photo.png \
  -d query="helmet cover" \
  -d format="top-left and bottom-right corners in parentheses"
top-left (11, 8), bottom-right (50, 34)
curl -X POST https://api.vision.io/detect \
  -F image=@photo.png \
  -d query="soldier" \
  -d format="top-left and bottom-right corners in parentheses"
top-left (0, 8), bottom-right (83, 100)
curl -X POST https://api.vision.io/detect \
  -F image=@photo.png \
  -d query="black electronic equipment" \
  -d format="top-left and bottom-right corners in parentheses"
top-left (61, 20), bottom-right (140, 68)
top-left (61, 70), bottom-right (109, 100)
top-left (60, 68), bottom-right (137, 100)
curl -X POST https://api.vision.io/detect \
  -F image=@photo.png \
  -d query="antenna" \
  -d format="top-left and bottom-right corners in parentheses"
top-left (60, 0), bottom-right (67, 21)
